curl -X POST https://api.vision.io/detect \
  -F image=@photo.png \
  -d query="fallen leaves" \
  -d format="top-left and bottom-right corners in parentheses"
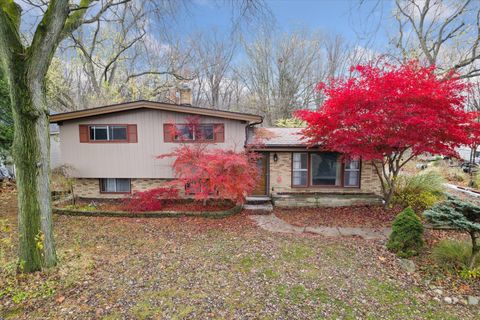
top-left (276, 205), bottom-right (402, 228)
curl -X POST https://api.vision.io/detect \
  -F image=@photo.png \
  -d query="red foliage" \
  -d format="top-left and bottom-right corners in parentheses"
top-left (123, 187), bottom-right (179, 212)
top-left (159, 144), bottom-right (259, 204)
top-left (296, 60), bottom-right (470, 160)
top-left (465, 112), bottom-right (480, 150)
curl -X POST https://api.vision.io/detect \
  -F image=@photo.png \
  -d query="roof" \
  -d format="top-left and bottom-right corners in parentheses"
top-left (249, 127), bottom-right (308, 147)
top-left (49, 100), bottom-right (263, 123)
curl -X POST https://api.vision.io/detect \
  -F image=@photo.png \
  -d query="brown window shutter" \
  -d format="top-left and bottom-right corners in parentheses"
top-left (164, 124), bottom-right (175, 142)
top-left (214, 124), bottom-right (225, 143)
top-left (127, 124), bottom-right (138, 143)
top-left (79, 125), bottom-right (89, 142)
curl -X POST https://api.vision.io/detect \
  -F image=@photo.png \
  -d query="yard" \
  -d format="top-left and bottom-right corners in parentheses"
top-left (0, 191), bottom-right (478, 319)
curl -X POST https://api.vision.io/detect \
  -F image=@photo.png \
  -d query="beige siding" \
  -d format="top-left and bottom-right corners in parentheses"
top-left (59, 109), bottom-right (248, 178)
top-left (269, 152), bottom-right (382, 195)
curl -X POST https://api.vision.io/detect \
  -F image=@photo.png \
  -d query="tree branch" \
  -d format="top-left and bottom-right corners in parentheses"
top-left (0, 1), bottom-right (24, 72)
top-left (27, 0), bottom-right (70, 81)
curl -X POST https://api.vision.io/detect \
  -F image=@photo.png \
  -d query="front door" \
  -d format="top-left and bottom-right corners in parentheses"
top-left (252, 152), bottom-right (268, 196)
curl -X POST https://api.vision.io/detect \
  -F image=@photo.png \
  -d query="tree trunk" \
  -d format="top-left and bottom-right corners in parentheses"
top-left (468, 146), bottom-right (476, 187)
top-left (469, 231), bottom-right (479, 269)
top-left (9, 60), bottom-right (56, 272)
top-left (372, 160), bottom-right (398, 209)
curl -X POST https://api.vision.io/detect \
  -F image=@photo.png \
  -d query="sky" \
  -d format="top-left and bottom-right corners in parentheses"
top-left (175, 0), bottom-right (394, 50)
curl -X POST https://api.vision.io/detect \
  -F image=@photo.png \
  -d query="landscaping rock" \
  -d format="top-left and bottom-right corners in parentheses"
top-left (444, 297), bottom-right (453, 304)
top-left (398, 258), bottom-right (416, 274)
top-left (467, 296), bottom-right (479, 305)
top-left (433, 289), bottom-right (443, 296)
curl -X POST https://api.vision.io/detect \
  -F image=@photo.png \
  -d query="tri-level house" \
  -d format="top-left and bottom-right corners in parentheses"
top-left (50, 95), bottom-right (382, 207)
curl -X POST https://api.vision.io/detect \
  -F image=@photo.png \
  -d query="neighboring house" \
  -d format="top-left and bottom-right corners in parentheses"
top-left (457, 146), bottom-right (480, 163)
top-left (50, 99), bottom-right (382, 206)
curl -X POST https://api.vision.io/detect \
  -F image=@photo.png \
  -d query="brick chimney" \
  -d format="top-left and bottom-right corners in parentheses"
top-left (169, 83), bottom-right (192, 105)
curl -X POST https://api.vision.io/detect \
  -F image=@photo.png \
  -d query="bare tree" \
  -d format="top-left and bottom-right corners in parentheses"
top-left (239, 29), bottom-right (325, 125)
top-left (47, 2), bottom-right (194, 111)
top-left (394, 0), bottom-right (480, 78)
top-left (190, 30), bottom-right (237, 109)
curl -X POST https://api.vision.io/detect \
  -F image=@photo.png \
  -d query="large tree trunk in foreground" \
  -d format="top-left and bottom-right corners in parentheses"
top-left (9, 60), bottom-right (56, 272)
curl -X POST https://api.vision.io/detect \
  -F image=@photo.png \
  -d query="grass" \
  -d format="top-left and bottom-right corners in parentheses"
top-left (432, 239), bottom-right (479, 270)
top-left (0, 192), bottom-right (477, 319)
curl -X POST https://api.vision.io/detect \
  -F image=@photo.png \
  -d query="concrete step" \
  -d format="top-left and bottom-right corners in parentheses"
top-left (243, 203), bottom-right (274, 211)
top-left (245, 196), bottom-right (272, 205)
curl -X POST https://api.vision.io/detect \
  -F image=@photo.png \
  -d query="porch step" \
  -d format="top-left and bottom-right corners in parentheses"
top-left (244, 196), bottom-right (273, 211)
top-left (245, 196), bottom-right (272, 205)
top-left (243, 203), bottom-right (274, 211)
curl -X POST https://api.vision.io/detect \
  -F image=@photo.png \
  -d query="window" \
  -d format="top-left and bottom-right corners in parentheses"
top-left (89, 125), bottom-right (127, 141)
top-left (174, 124), bottom-right (194, 141)
top-left (292, 153), bottom-right (308, 186)
top-left (291, 152), bottom-right (361, 188)
top-left (344, 159), bottom-right (360, 187)
top-left (100, 178), bottom-right (131, 193)
top-left (198, 124), bottom-right (214, 140)
top-left (310, 153), bottom-right (341, 186)
top-left (173, 124), bottom-right (215, 141)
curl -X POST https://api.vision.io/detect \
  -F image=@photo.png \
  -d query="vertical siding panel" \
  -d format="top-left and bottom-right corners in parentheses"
top-left (59, 109), bottom-right (249, 178)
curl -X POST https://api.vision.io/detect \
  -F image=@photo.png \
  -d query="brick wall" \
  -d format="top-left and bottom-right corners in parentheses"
top-left (73, 178), bottom-right (170, 199)
top-left (268, 152), bottom-right (382, 196)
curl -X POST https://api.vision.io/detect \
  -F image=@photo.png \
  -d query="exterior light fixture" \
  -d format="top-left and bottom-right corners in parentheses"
top-left (273, 153), bottom-right (278, 162)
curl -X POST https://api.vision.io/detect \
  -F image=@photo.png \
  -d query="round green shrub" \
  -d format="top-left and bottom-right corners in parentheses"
top-left (387, 207), bottom-right (424, 258)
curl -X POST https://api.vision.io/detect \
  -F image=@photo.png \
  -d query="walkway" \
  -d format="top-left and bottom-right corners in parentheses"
top-left (249, 213), bottom-right (391, 240)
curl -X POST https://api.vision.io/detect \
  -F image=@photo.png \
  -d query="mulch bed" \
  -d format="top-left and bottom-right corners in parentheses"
top-left (275, 205), bottom-right (403, 228)
top-left (63, 199), bottom-right (236, 213)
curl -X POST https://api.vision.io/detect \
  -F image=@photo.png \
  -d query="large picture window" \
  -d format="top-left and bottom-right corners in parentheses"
top-left (291, 152), bottom-right (360, 188)
top-left (89, 125), bottom-right (127, 141)
top-left (310, 153), bottom-right (341, 186)
top-left (100, 178), bottom-right (131, 193)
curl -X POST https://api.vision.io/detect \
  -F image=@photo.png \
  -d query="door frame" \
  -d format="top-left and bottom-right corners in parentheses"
top-left (253, 151), bottom-right (270, 196)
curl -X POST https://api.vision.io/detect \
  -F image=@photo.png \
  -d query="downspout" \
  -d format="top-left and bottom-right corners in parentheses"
top-left (245, 118), bottom-right (264, 148)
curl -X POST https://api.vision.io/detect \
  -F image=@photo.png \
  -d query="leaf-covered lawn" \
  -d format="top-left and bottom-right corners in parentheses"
top-left (0, 192), bottom-right (477, 319)
top-left (276, 205), bottom-right (402, 228)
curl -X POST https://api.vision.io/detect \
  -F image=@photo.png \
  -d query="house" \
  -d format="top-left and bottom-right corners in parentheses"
top-left (50, 98), bottom-right (382, 207)
top-left (457, 146), bottom-right (480, 163)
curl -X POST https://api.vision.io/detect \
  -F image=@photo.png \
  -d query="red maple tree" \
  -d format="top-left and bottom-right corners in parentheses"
top-left (159, 116), bottom-right (259, 204)
top-left (159, 144), bottom-right (259, 204)
top-left (296, 60), bottom-right (470, 206)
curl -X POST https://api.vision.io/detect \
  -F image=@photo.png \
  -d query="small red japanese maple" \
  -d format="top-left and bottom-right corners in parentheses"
top-left (296, 60), bottom-right (470, 206)
top-left (159, 144), bottom-right (259, 204)
top-left (123, 187), bottom-right (179, 212)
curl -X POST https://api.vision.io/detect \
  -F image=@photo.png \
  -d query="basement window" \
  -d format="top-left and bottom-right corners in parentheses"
top-left (100, 178), bottom-right (131, 193)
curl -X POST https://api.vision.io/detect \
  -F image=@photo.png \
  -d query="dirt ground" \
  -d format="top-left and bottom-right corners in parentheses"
top-left (0, 191), bottom-right (478, 319)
